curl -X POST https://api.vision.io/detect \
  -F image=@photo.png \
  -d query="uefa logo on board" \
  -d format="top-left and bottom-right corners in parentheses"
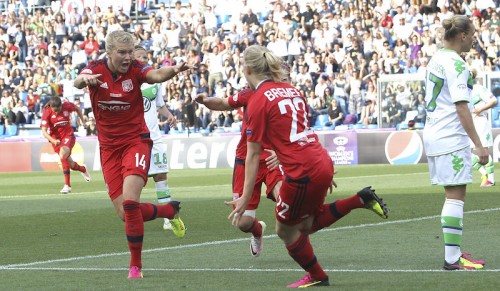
top-left (385, 131), bottom-right (423, 165)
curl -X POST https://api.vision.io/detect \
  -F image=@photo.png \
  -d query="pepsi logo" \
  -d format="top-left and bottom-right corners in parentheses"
top-left (333, 136), bottom-right (348, 146)
top-left (385, 131), bottom-right (423, 165)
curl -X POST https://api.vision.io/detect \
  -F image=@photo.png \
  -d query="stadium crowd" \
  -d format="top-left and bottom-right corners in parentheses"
top-left (0, 0), bottom-right (499, 135)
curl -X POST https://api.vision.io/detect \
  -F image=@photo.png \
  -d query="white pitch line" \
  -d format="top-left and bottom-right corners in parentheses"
top-left (2, 207), bottom-right (499, 270)
top-left (0, 172), bottom-right (431, 200)
top-left (2, 267), bottom-right (500, 273)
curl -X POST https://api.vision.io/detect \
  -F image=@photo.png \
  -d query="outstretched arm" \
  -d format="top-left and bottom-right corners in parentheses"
top-left (146, 62), bottom-right (195, 84)
top-left (195, 93), bottom-right (233, 111)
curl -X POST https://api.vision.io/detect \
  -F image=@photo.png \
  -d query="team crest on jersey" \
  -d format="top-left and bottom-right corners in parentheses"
top-left (143, 97), bottom-right (152, 112)
top-left (81, 69), bottom-right (93, 74)
top-left (63, 111), bottom-right (69, 117)
top-left (233, 92), bottom-right (239, 102)
top-left (122, 79), bottom-right (133, 92)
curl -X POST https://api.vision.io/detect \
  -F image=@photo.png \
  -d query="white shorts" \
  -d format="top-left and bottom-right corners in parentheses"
top-left (470, 116), bottom-right (493, 148)
top-left (148, 141), bottom-right (169, 176)
top-left (427, 147), bottom-right (472, 186)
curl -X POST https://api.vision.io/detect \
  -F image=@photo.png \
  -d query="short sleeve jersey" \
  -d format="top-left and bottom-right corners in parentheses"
top-left (79, 59), bottom-right (153, 146)
top-left (141, 83), bottom-right (165, 142)
top-left (228, 88), bottom-right (271, 161)
top-left (423, 48), bottom-right (474, 156)
top-left (40, 102), bottom-right (77, 139)
top-left (246, 81), bottom-right (328, 179)
top-left (471, 85), bottom-right (496, 118)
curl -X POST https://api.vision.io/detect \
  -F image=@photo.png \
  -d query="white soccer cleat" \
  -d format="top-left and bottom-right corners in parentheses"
top-left (60, 185), bottom-right (71, 194)
top-left (81, 164), bottom-right (91, 182)
top-left (163, 219), bottom-right (173, 230)
top-left (250, 221), bottom-right (266, 257)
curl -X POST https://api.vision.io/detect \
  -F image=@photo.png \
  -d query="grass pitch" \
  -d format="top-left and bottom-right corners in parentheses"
top-left (1, 164), bottom-right (500, 290)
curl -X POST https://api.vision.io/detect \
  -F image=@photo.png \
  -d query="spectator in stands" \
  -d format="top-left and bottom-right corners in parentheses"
top-left (384, 95), bottom-right (403, 127)
top-left (117, 7), bottom-right (131, 31)
top-left (80, 33), bottom-right (100, 61)
top-left (347, 70), bottom-right (363, 119)
top-left (326, 98), bottom-right (343, 128)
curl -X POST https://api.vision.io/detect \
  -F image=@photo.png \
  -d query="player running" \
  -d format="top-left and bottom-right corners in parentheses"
top-left (74, 31), bottom-right (191, 279)
top-left (41, 96), bottom-right (91, 193)
top-left (469, 69), bottom-right (497, 187)
top-left (134, 45), bottom-right (185, 237)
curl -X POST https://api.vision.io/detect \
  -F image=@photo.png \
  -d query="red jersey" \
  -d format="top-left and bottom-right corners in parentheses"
top-left (80, 59), bottom-right (153, 146)
top-left (40, 102), bottom-right (77, 139)
top-left (246, 81), bottom-right (330, 179)
top-left (227, 88), bottom-right (270, 161)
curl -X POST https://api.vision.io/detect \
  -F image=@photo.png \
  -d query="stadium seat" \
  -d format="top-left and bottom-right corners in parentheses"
top-left (367, 124), bottom-right (378, 129)
top-left (5, 125), bottom-right (18, 136)
top-left (415, 122), bottom-right (424, 129)
top-left (353, 124), bottom-right (364, 129)
top-left (397, 123), bottom-right (409, 130)
top-left (314, 114), bottom-right (329, 127)
top-left (0, 124), bottom-right (4, 137)
top-left (492, 108), bottom-right (500, 121)
top-left (493, 120), bottom-right (500, 128)
top-left (322, 125), bottom-right (335, 130)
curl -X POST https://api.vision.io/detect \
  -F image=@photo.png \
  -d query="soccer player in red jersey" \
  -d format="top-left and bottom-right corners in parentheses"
top-left (196, 88), bottom-right (283, 257)
top-left (73, 30), bottom-right (192, 279)
top-left (227, 45), bottom-right (389, 288)
top-left (41, 96), bottom-right (91, 193)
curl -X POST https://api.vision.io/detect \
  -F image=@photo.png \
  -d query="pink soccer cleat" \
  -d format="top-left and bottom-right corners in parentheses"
top-left (287, 274), bottom-right (329, 288)
top-left (128, 266), bottom-right (143, 279)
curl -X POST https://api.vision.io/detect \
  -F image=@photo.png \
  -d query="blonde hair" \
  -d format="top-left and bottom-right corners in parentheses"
top-left (105, 30), bottom-right (135, 53)
top-left (243, 45), bottom-right (283, 82)
top-left (442, 15), bottom-right (473, 41)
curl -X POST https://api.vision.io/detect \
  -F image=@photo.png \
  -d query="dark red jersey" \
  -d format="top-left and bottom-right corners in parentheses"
top-left (227, 88), bottom-right (272, 161)
top-left (246, 81), bottom-right (330, 179)
top-left (40, 101), bottom-right (77, 139)
top-left (79, 59), bottom-right (153, 146)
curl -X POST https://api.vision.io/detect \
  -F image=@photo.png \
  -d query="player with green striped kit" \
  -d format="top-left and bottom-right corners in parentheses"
top-left (135, 46), bottom-right (185, 237)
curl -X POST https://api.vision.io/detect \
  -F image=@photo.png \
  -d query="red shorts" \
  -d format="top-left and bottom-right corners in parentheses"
top-left (52, 135), bottom-right (75, 154)
top-left (275, 158), bottom-right (334, 225)
top-left (232, 158), bottom-right (283, 210)
top-left (100, 138), bottom-right (152, 201)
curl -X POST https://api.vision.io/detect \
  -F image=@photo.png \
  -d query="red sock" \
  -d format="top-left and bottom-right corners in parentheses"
top-left (61, 158), bottom-right (70, 186)
top-left (286, 234), bottom-right (327, 280)
top-left (71, 162), bottom-right (85, 172)
top-left (243, 219), bottom-right (262, 237)
top-left (140, 203), bottom-right (175, 221)
top-left (123, 200), bottom-right (144, 269)
top-left (335, 194), bottom-right (364, 213)
top-left (311, 194), bottom-right (363, 232)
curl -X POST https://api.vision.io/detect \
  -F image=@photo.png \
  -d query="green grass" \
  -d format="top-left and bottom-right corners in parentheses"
top-left (1, 164), bottom-right (500, 290)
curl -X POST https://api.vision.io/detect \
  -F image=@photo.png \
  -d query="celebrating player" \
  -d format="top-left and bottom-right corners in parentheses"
top-left (423, 15), bottom-right (488, 270)
top-left (133, 45), bottom-right (185, 237)
top-left (196, 88), bottom-right (282, 257)
top-left (41, 96), bottom-right (91, 193)
top-left (469, 69), bottom-right (497, 187)
top-left (227, 45), bottom-right (388, 288)
top-left (74, 31), bottom-right (191, 279)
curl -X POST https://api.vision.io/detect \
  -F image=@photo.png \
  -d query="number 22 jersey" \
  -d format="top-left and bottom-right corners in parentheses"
top-left (246, 81), bottom-right (330, 179)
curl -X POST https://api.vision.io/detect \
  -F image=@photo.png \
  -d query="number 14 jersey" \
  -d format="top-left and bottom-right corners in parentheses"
top-left (246, 80), bottom-right (330, 180)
